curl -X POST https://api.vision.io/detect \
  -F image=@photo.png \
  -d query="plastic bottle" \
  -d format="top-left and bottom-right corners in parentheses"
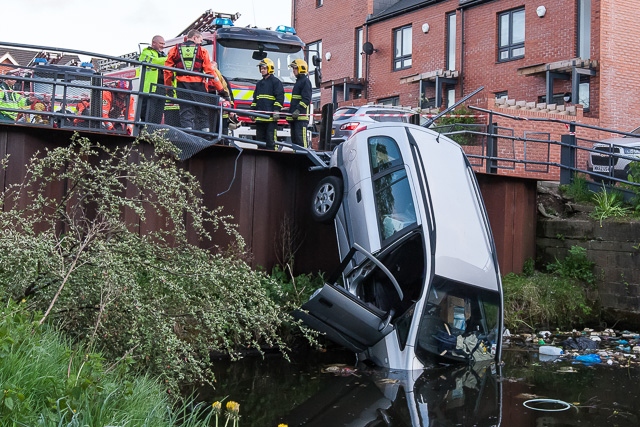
top-left (539, 345), bottom-right (564, 355)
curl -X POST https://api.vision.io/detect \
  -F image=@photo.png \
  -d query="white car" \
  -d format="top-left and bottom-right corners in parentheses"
top-left (299, 121), bottom-right (503, 371)
top-left (588, 126), bottom-right (640, 181)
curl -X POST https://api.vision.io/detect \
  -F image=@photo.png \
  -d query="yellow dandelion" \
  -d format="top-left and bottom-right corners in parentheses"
top-left (278, 424), bottom-right (289, 427)
top-left (226, 400), bottom-right (240, 414)
top-left (212, 401), bottom-right (222, 413)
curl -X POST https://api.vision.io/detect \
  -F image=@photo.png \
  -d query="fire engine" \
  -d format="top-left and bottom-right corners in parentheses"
top-left (100, 10), bottom-right (312, 144)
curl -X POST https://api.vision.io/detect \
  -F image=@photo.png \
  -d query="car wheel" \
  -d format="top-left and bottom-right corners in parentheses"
top-left (311, 176), bottom-right (343, 223)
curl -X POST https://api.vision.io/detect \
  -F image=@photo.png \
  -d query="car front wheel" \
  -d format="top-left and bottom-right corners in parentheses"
top-left (311, 176), bottom-right (343, 223)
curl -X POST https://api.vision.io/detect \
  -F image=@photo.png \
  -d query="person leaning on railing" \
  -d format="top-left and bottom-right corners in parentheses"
top-left (0, 76), bottom-right (27, 122)
top-left (138, 35), bottom-right (166, 124)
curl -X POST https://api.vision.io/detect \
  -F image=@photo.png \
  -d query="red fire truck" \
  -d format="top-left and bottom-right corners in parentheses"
top-left (162, 10), bottom-right (309, 143)
top-left (99, 10), bottom-right (312, 144)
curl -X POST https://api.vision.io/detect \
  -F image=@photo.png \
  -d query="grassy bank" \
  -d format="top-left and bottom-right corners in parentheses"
top-left (0, 300), bottom-right (219, 426)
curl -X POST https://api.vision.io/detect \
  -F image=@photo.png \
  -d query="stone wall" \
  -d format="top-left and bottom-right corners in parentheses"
top-left (537, 217), bottom-right (640, 329)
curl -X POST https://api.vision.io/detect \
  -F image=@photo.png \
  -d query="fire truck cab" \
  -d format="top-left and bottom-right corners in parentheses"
top-left (162, 11), bottom-right (311, 146)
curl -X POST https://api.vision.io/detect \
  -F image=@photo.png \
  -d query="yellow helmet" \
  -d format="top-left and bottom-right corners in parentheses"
top-left (289, 59), bottom-right (308, 74)
top-left (258, 57), bottom-right (275, 74)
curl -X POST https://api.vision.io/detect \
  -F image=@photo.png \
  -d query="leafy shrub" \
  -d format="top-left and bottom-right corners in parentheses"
top-left (0, 132), bottom-right (305, 391)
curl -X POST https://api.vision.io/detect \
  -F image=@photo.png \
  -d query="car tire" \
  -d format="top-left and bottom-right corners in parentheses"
top-left (311, 176), bottom-right (343, 224)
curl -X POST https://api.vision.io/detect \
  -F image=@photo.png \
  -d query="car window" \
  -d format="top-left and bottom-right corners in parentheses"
top-left (368, 109), bottom-right (409, 123)
top-left (368, 135), bottom-right (403, 174)
top-left (334, 107), bottom-right (358, 120)
top-left (374, 169), bottom-right (417, 241)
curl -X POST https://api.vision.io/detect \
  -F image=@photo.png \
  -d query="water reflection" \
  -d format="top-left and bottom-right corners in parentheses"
top-left (200, 348), bottom-right (640, 427)
top-left (285, 361), bottom-right (500, 426)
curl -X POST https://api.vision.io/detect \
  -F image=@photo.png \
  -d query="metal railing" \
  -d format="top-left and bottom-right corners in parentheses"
top-left (0, 41), bottom-right (334, 166)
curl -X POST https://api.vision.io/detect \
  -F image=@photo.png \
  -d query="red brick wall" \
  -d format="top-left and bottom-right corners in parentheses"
top-left (294, 0), bottom-right (640, 140)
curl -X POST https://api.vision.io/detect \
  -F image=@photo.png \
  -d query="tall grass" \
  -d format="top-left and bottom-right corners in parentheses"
top-left (0, 300), bottom-right (213, 426)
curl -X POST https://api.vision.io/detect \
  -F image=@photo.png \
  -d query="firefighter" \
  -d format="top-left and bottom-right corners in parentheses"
top-left (163, 30), bottom-right (222, 132)
top-left (73, 93), bottom-right (91, 127)
top-left (250, 57), bottom-right (283, 150)
top-left (138, 35), bottom-right (166, 124)
top-left (0, 75), bottom-right (27, 121)
top-left (287, 59), bottom-right (312, 149)
top-left (102, 81), bottom-right (133, 132)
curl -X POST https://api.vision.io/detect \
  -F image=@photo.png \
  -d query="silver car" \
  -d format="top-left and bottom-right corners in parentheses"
top-left (300, 121), bottom-right (503, 371)
top-left (588, 126), bottom-right (640, 181)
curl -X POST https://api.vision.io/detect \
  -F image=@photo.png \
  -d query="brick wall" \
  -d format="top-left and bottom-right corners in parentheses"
top-left (294, 0), bottom-right (640, 134)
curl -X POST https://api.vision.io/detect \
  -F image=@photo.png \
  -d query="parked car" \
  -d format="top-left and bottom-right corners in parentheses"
top-left (299, 121), bottom-right (503, 371)
top-left (330, 104), bottom-right (420, 146)
top-left (588, 126), bottom-right (640, 180)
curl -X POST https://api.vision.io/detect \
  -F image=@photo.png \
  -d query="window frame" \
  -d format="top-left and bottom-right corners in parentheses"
top-left (498, 8), bottom-right (525, 62)
top-left (393, 25), bottom-right (412, 71)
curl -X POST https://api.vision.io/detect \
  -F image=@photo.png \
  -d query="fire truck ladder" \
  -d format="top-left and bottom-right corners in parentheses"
top-left (176, 10), bottom-right (241, 37)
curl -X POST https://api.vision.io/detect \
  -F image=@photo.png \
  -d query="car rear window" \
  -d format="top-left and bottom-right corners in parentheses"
top-left (367, 109), bottom-right (410, 123)
top-left (333, 108), bottom-right (358, 120)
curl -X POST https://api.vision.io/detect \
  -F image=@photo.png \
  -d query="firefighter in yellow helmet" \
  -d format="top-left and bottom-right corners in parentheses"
top-left (250, 57), bottom-right (284, 150)
top-left (287, 59), bottom-right (312, 149)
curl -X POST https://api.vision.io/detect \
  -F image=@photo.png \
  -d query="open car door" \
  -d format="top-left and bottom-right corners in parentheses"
top-left (294, 244), bottom-right (404, 353)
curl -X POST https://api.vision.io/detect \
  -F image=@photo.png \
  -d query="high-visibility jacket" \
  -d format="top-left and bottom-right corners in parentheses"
top-left (251, 74), bottom-right (284, 122)
top-left (0, 82), bottom-right (26, 120)
top-left (163, 41), bottom-right (222, 91)
top-left (101, 90), bottom-right (134, 132)
top-left (138, 47), bottom-right (167, 93)
top-left (287, 73), bottom-right (312, 122)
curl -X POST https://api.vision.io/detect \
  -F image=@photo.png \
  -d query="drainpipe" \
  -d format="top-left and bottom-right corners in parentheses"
top-left (459, 7), bottom-right (465, 97)
top-left (364, 22), bottom-right (370, 100)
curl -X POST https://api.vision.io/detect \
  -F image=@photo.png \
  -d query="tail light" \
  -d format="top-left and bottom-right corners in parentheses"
top-left (340, 122), bottom-right (361, 131)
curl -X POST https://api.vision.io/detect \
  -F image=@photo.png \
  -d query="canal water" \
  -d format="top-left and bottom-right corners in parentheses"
top-left (200, 347), bottom-right (639, 426)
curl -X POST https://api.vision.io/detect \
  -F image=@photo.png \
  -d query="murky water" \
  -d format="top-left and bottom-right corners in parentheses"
top-left (199, 347), bottom-right (640, 426)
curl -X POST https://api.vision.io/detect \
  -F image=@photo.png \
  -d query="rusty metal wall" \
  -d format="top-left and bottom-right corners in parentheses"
top-left (0, 125), bottom-right (536, 276)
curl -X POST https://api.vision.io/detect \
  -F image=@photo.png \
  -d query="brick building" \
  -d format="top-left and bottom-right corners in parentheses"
top-left (292, 0), bottom-right (640, 132)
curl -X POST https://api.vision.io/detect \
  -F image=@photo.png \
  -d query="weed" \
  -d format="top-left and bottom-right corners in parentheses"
top-left (590, 184), bottom-right (630, 226)
top-left (560, 175), bottom-right (592, 203)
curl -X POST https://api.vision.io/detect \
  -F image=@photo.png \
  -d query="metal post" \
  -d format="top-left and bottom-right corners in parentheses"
top-left (486, 111), bottom-right (498, 174)
top-left (560, 122), bottom-right (576, 185)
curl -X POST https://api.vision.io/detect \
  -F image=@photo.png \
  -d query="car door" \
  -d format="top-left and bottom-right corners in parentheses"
top-left (295, 244), bottom-right (404, 353)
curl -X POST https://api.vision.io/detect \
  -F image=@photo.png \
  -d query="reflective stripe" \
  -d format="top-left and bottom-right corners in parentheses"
top-left (232, 88), bottom-right (254, 101)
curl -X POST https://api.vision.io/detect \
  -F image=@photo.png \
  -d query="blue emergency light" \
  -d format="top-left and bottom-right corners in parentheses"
top-left (34, 58), bottom-right (48, 66)
top-left (80, 62), bottom-right (93, 69)
top-left (275, 25), bottom-right (296, 35)
top-left (213, 18), bottom-right (234, 27)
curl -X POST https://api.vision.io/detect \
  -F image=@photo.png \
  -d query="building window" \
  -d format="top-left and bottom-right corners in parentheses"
top-left (446, 13), bottom-right (457, 71)
top-left (306, 40), bottom-right (322, 89)
top-left (498, 8), bottom-right (525, 61)
top-left (578, 0), bottom-right (591, 59)
top-left (316, 0), bottom-right (323, 7)
top-left (393, 25), bottom-right (412, 71)
top-left (578, 75), bottom-right (590, 112)
top-left (356, 27), bottom-right (364, 79)
top-left (377, 96), bottom-right (399, 106)
top-left (494, 91), bottom-right (508, 100)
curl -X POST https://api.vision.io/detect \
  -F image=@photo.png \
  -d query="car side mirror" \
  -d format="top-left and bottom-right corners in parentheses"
top-left (252, 51), bottom-right (267, 61)
top-left (312, 55), bottom-right (321, 67)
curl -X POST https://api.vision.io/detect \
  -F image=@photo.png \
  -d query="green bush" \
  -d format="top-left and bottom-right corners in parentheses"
top-left (560, 175), bottom-right (592, 203)
top-left (0, 132), bottom-right (306, 392)
top-left (432, 107), bottom-right (478, 146)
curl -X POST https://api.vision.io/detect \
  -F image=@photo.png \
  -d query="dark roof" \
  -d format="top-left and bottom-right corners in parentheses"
top-left (367, 0), bottom-right (440, 24)
top-left (0, 47), bottom-right (39, 66)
